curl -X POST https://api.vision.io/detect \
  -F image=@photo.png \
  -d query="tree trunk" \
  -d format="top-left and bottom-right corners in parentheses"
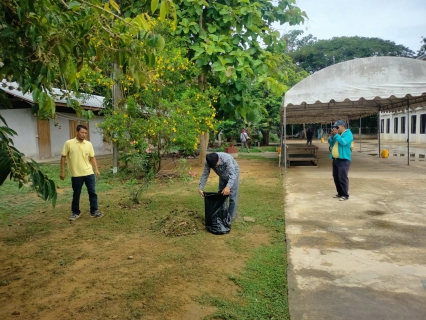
top-left (261, 130), bottom-right (270, 146)
top-left (198, 132), bottom-right (209, 166)
top-left (197, 72), bottom-right (208, 166)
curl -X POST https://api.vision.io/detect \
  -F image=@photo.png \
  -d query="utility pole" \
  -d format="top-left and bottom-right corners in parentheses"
top-left (111, 0), bottom-right (122, 174)
top-left (111, 64), bottom-right (123, 174)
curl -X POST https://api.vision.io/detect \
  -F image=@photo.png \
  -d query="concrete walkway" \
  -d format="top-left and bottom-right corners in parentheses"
top-left (284, 140), bottom-right (426, 319)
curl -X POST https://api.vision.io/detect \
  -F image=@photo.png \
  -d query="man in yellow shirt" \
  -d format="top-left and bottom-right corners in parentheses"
top-left (60, 124), bottom-right (104, 220)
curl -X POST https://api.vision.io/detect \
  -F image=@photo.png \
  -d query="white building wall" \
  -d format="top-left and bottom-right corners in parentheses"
top-left (89, 116), bottom-right (112, 155)
top-left (1, 109), bottom-right (39, 158)
top-left (380, 106), bottom-right (426, 143)
top-left (53, 113), bottom-right (111, 157)
top-left (2, 109), bottom-right (111, 159)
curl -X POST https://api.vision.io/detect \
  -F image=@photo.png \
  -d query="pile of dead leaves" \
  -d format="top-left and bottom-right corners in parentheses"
top-left (150, 209), bottom-right (205, 236)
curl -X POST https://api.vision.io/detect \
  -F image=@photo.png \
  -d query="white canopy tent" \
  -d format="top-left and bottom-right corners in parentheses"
top-left (280, 56), bottom-right (426, 169)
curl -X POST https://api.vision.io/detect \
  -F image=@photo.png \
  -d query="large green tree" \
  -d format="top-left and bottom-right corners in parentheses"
top-left (288, 35), bottom-right (415, 73)
top-left (417, 36), bottom-right (426, 57)
top-left (171, 0), bottom-right (306, 163)
top-left (247, 55), bottom-right (308, 145)
top-left (0, 0), bottom-right (172, 202)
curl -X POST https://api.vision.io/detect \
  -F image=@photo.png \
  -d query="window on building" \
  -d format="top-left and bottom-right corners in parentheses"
top-left (380, 119), bottom-right (384, 133)
top-left (420, 114), bottom-right (426, 134)
top-left (394, 117), bottom-right (398, 133)
top-left (401, 116), bottom-right (406, 133)
top-left (411, 115), bottom-right (417, 134)
top-left (386, 119), bottom-right (390, 133)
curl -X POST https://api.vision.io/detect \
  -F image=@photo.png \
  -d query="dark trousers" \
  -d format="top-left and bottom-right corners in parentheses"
top-left (219, 173), bottom-right (240, 219)
top-left (71, 174), bottom-right (98, 214)
top-left (332, 159), bottom-right (350, 198)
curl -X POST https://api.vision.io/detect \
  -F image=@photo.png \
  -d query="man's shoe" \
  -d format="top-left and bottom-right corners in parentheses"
top-left (69, 214), bottom-right (80, 221)
top-left (333, 194), bottom-right (341, 198)
top-left (339, 196), bottom-right (349, 201)
top-left (91, 211), bottom-right (104, 218)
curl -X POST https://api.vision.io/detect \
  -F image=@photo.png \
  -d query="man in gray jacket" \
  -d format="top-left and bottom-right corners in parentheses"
top-left (198, 152), bottom-right (240, 219)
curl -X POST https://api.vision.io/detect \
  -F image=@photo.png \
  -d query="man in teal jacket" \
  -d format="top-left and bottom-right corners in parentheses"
top-left (328, 120), bottom-right (353, 201)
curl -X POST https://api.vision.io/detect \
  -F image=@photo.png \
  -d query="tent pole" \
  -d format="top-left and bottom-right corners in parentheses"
top-left (407, 100), bottom-right (410, 166)
top-left (359, 116), bottom-right (362, 152)
top-left (284, 105), bottom-right (287, 173)
top-left (378, 108), bottom-right (381, 157)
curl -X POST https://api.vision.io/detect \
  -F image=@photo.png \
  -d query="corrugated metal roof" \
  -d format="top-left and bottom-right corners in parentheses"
top-left (0, 80), bottom-right (105, 110)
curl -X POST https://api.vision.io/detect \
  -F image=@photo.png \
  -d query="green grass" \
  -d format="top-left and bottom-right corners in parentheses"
top-left (239, 154), bottom-right (279, 161)
top-left (260, 146), bottom-right (279, 152)
top-left (201, 241), bottom-right (289, 320)
top-left (197, 165), bottom-right (289, 320)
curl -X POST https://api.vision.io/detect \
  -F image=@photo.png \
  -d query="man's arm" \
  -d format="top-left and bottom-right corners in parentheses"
top-left (60, 156), bottom-right (66, 180)
top-left (198, 162), bottom-right (211, 198)
top-left (328, 128), bottom-right (337, 145)
top-left (225, 165), bottom-right (237, 190)
top-left (90, 157), bottom-right (100, 177)
top-left (334, 131), bottom-right (353, 146)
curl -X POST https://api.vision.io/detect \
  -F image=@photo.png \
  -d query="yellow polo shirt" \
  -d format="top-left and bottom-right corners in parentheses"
top-left (61, 138), bottom-right (95, 177)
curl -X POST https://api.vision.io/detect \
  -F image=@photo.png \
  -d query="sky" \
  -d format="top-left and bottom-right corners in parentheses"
top-left (274, 0), bottom-right (426, 52)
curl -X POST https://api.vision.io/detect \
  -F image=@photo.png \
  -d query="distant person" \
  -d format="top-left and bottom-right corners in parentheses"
top-left (240, 129), bottom-right (250, 152)
top-left (198, 152), bottom-right (240, 219)
top-left (60, 124), bottom-right (104, 221)
top-left (306, 127), bottom-right (314, 145)
top-left (328, 120), bottom-right (353, 201)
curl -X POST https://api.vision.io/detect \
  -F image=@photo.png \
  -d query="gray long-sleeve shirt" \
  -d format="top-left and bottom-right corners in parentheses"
top-left (199, 152), bottom-right (240, 190)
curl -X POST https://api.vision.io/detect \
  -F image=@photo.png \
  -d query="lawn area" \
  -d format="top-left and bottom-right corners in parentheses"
top-left (0, 155), bottom-right (289, 320)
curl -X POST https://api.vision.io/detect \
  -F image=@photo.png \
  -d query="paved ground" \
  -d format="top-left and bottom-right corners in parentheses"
top-left (284, 140), bottom-right (426, 319)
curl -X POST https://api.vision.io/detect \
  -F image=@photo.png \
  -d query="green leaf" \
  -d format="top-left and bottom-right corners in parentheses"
top-left (211, 62), bottom-right (226, 72)
top-left (1, 28), bottom-right (15, 38)
top-left (148, 53), bottom-right (155, 67)
top-left (68, 1), bottom-right (81, 10)
top-left (32, 88), bottom-right (41, 102)
top-left (48, 96), bottom-right (56, 117)
top-left (0, 114), bottom-right (9, 127)
top-left (151, 0), bottom-right (159, 14)
top-left (160, 1), bottom-right (167, 21)
top-left (110, 0), bottom-right (120, 13)
top-left (157, 36), bottom-right (165, 50)
top-left (50, 179), bottom-right (57, 207)
top-left (206, 46), bottom-right (214, 55)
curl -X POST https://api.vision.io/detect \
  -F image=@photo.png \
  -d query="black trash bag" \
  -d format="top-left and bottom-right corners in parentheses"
top-left (204, 192), bottom-right (231, 235)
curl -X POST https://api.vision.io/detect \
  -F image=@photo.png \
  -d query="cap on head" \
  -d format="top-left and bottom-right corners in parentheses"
top-left (333, 120), bottom-right (345, 127)
top-left (206, 153), bottom-right (219, 168)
